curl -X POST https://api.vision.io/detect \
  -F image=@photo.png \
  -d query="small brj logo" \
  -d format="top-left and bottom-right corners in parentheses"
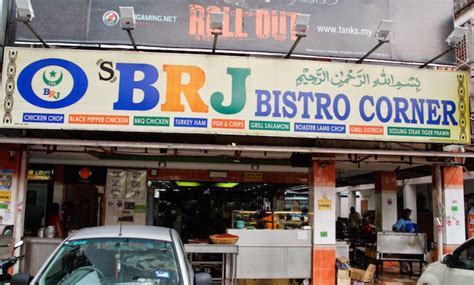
top-left (103, 10), bottom-right (120, 27)
top-left (17, 58), bottom-right (88, 109)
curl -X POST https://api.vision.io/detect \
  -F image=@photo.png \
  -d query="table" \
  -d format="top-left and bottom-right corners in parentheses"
top-left (184, 243), bottom-right (238, 285)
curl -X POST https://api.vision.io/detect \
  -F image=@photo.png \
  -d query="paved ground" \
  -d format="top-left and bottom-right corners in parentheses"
top-left (376, 261), bottom-right (419, 285)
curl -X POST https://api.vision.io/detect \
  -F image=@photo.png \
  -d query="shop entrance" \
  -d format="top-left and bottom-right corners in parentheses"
top-left (64, 184), bottom-right (100, 231)
top-left (24, 182), bottom-right (52, 236)
top-left (148, 180), bottom-right (309, 242)
top-left (24, 165), bottom-right (54, 237)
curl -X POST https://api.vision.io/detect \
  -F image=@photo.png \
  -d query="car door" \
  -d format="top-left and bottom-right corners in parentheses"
top-left (443, 239), bottom-right (474, 284)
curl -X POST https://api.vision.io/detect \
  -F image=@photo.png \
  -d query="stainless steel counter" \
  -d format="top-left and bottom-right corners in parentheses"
top-left (185, 243), bottom-right (238, 285)
top-left (20, 237), bottom-right (62, 276)
top-left (375, 232), bottom-right (427, 279)
top-left (227, 229), bottom-right (312, 279)
top-left (184, 243), bottom-right (238, 254)
top-left (0, 234), bottom-right (13, 259)
top-left (377, 232), bottom-right (427, 256)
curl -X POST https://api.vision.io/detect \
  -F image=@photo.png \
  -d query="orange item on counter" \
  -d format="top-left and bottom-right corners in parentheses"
top-left (263, 214), bottom-right (274, 229)
top-left (209, 233), bottom-right (239, 244)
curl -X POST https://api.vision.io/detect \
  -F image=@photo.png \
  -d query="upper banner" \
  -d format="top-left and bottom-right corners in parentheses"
top-left (1, 47), bottom-right (470, 144)
top-left (13, 0), bottom-right (455, 64)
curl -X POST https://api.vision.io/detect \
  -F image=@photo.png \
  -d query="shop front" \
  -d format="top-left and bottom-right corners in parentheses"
top-left (0, 46), bottom-right (471, 284)
top-left (19, 159), bottom-right (313, 279)
top-left (148, 168), bottom-right (313, 283)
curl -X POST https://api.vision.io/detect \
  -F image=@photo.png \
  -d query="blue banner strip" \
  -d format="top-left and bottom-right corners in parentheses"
top-left (294, 123), bottom-right (346, 134)
top-left (23, 113), bottom-right (64, 123)
top-left (174, 117), bottom-right (208, 128)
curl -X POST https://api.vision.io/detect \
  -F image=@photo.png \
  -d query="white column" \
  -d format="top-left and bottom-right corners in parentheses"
top-left (375, 172), bottom-right (397, 231)
top-left (348, 190), bottom-right (356, 211)
top-left (13, 151), bottom-right (28, 273)
top-left (340, 195), bottom-right (349, 218)
top-left (335, 193), bottom-right (341, 219)
top-left (403, 182), bottom-right (417, 223)
top-left (443, 166), bottom-right (466, 246)
top-left (355, 191), bottom-right (361, 214)
top-left (309, 160), bottom-right (337, 285)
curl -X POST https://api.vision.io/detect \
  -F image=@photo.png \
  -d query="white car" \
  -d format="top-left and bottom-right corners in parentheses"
top-left (11, 226), bottom-right (211, 285)
top-left (417, 238), bottom-right (474, 285)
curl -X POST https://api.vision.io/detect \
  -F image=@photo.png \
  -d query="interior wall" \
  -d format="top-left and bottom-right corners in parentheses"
top-left (368, 190), bottom-right (375, 211)
top-left (359, 190), bottom-right (375, 212)
top-left (340, 196), bottom-right (349, 218)
top-left (464, 179), bottom-right (474, 208)
top-left (53, 165), bottom-right (64, 204)
top-left (464, 179), bottom-right (474, 195)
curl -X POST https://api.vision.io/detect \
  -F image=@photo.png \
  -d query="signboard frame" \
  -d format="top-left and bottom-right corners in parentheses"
top-left (1, 47), bottom-right (470, 145)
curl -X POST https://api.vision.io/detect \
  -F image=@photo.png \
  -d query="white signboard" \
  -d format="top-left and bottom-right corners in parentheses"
top-left (1, 47), bottom-right (469, 144)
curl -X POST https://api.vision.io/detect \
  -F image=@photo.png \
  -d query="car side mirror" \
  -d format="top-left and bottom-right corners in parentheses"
top-left (195, 272), bottom-right (212, 285)
top-left (14, 240), bottom-right (24, 249)
top-left (11, 273), bottom-right (31, 285)
top-left (442, 254), bottom-right (454, 267)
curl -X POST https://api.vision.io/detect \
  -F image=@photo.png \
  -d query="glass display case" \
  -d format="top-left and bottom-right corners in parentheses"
top-left (231, 210), bottom-right (307, 230)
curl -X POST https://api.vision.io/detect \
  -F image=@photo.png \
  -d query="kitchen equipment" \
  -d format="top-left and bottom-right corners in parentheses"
top-left (377, 232), bottom-right (426, 255)
top-left (45, 226), bottom-right (55, 238)
top-left (375, 232), bottom-right (426, 279)
top-left (37, 228), bottom-right (44, 238)
top-left (235, 220), bottom-right (245, 229)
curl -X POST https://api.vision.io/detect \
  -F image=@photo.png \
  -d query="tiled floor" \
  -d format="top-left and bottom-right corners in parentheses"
top-left (375, 261), bottom-right (419, 285)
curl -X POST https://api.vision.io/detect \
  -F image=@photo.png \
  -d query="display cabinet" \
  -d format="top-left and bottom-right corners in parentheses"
top-left (231, 210), bottom-right (307, 230)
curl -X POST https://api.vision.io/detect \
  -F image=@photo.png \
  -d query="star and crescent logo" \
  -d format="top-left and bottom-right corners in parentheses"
top-left (42, 70), bottom-right (63, 87)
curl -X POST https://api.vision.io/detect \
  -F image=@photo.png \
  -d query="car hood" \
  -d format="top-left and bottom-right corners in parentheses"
top-left (417, 261), bottom-right (446, 285)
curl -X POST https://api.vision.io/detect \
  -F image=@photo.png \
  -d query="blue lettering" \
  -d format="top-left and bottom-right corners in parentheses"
top-left (410, 98), bottom-right (425, 124)
top-left (314, 93), bottom-right (332, 120)
top-left (255, 89), bottom-right (272, 117)
top-left (297, 91), bottom-right (313, 119)
top-left (333, 94), bottom-right (350, 121)
top-left (272, 90), bottom-right (282, 118)
top-left (114, 63), bottom-right (159, 111)
top-left (441, 100), bottom-right (457, 126)
top-left (282, 91), bottom-right (297, 118)
top-left (426, 99), bottom-right (441, 125)
top-left (359, 95), bottom-right (374, 122)
top-left (393, 97), bottom-right (409, 123)
top-left (376, 96), bottom-right (392, 123)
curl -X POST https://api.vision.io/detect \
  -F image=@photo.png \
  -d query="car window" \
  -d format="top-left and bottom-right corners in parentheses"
top-left (456, 242), bottom-right (474, 270)
top-left (37, 238), bottom-right (180, 285)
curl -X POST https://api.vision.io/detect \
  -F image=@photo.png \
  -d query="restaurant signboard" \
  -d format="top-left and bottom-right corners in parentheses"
top-left (1, 47), bottom-right (469, 144)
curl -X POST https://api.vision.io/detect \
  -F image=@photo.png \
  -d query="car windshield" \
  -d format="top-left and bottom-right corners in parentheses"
top-left (37, 237), bottom-right (180, 285)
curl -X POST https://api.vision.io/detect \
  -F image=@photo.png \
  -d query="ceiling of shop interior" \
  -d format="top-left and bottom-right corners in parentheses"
top-left (26, 143), bottom-right (442, 188)
top-left (150, 180), bottom-right (302, 194)
top-left (2, 129), bottom-right (463, 187)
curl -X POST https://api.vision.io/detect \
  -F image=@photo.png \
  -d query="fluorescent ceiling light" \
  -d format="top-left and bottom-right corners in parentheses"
top-left (175, 181), bottom-right (201, 187)
top-left (214, 182), bottom-right (239, 188)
